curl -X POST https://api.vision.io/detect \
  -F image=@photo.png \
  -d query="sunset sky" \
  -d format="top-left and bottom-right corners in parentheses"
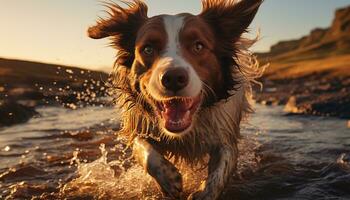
top-left (1, 0), bottom-right (349, 70)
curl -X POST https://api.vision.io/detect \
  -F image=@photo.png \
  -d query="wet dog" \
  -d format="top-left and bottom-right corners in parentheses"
top-left (88, 0), bottom-right (263, 199)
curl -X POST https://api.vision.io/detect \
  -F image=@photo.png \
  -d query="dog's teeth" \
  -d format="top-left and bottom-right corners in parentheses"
top-left (169, 119), bottom-right (182, 126)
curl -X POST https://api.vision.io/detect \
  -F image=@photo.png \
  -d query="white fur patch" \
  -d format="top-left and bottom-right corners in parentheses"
top-left (147, 15), bottom-right (202, 100)
top-left (162, 15), bottom-right (184, 59)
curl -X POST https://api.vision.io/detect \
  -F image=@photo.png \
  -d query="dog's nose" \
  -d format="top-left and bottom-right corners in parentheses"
top-left (161, 68), bottom-right (189, 92)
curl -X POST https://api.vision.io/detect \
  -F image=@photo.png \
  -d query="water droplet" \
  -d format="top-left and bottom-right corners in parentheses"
top-left (3, 146), bottom-right (11, 152)
top-left (66, 69), bottom-right (74, 74)
top-left (67, 103), bottom-right (77, 110)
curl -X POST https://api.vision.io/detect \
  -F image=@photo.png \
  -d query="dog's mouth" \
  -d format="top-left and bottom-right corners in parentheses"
top-left (155, 94), bottom-right (201, 134)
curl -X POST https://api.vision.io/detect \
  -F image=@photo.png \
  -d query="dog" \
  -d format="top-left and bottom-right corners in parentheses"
top-left (88, 0), bottom-right (263, 199)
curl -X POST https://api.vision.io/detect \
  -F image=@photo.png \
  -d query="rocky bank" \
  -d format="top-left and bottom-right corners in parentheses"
top-left (255, 5), bottom-right (350, 119)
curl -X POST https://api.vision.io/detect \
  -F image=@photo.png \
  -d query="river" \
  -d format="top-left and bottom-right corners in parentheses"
top-left (0, 104), bottom-right (349, 199)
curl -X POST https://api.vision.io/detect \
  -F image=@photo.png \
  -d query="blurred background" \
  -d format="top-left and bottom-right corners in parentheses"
top-left (0, 1), bottom-right (349, 199)
top-left (0, 0), bottom-right (349, 70)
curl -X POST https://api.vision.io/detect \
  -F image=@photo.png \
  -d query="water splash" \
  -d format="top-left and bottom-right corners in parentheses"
top-left (62, 143), bottom-right (158, 199)
top-left (336, 153), bottom-right (350, 171)
top-left (60, 136), bottom-right (261, 199)
top-left (1, 105), bottom-right (349, 199)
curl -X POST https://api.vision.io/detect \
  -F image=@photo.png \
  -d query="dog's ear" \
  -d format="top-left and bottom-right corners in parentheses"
top-left (199, 0), bottom-right (262, 48)
top-left (88, 0), bottom-right (148, 64)
top-left (199, 0), bottom-right (263, 99)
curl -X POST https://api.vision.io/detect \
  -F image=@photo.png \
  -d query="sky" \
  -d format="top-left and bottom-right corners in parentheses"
top-left (0, 0), bottom-right (349, 70)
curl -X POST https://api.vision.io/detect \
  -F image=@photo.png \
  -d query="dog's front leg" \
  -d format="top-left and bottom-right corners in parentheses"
top-left (133, 137), bottom-right (183, 198)
top-left (188, 145), bottom-right (237, 200)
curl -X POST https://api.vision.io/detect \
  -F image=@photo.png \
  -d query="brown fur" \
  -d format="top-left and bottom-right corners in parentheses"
top-left (89, 0), bottom-right (264, 162)
top-left (88, 0), bottom-right (265, 198)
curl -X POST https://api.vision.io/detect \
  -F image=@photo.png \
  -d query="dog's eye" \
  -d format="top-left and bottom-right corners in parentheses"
top-left (193, 41), bottom-right (204, 53)
top-left (142, 45), bottom-right (154, 56)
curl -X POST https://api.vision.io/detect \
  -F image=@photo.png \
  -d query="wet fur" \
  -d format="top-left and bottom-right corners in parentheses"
top-left (89, 0), bottom-right (264, 198)
top-left (110, 44), bottom-right (263, 163)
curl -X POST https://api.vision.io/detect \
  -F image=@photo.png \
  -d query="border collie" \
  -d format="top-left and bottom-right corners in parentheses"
top-left (88, 0), bottom-right (263, 199)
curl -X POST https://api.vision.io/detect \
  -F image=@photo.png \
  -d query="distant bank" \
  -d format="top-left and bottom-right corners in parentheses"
top-left (255, 5), bottom-right (350, 119)
top-left (0, 58), bottom-right (108, 126)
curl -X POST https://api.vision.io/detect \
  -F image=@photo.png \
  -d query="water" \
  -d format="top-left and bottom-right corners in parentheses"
top-left (0, 104), bottom-right (349, 199)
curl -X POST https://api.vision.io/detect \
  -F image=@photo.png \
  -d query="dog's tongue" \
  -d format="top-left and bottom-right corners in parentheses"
top-left (164, 101), bottom-right (189, 119)
top-left (162, 100), bottom-right (192, 133)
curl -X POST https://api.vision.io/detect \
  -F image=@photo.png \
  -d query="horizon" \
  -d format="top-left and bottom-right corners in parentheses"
top-left (1, 0), bottom-right (349, 70)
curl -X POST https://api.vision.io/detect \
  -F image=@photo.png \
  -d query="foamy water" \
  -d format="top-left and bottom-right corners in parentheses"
top-left (60, 134), bottom-right (260, 200)
top-left (0, 105), bottom-right (349, 199)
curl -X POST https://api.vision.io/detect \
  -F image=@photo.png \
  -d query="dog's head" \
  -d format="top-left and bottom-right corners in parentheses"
top-left (88, 0), bottom-right (262, 137)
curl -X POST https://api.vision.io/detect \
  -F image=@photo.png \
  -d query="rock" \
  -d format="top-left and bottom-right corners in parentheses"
top-left (283, 95), bottom-right (312, 114)
top-left (300, 28), bottom-right (327, 47)
top-left (269, 39), bottom-right (300, 55)
top-left (328, 6), bottom-right (350, 37)
top-left (284, 96), bottom-right (301, 114)
top-left (0, 101), bottom-right (38, 126)
top-left (259, 5), bottom-right (350, 59)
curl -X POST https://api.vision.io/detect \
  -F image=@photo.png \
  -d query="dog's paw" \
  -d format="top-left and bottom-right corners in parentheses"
top-left (147, 158), bottom-right (183, 198)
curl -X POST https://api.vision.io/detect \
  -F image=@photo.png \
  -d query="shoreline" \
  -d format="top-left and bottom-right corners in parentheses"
top-left (254, 74), bottom-right (350, 119)
top-left (0, 58), bottom-right (109, 126)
